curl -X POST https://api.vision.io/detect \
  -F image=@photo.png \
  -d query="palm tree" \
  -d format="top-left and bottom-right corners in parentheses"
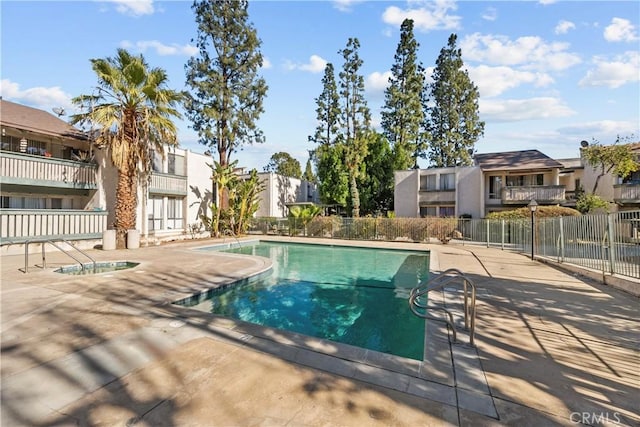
top-left (71, 49), bottom-right (183, 249)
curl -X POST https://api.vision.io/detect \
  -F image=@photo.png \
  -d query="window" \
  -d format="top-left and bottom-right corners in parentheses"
top-left (50, 198), bottom-right (63, 209)
top-left (419, 206), bottom-right (437, 217)
top-left (167, 197), bottom-right (184, 230)
top-left (506, 174), bottom-right (543, 186)
top-left (420, 174), bottom-right (437, 191)
top-left (439, 206), bottom-right (455, 217)
top-left (147, 196), bottom-right (164, 231)
top-left (489, 176), bottom-right (502, 199)
top-left (151, 150), bottom-right (163, 173)
top-left (440, 173), bottom-right (455, 190)
top-left (168, 154), bottom-right (185, 176)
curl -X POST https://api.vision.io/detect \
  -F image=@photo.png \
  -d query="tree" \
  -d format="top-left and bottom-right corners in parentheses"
top-left (381, 19), bottom-right (428, 170)
top-left (263, 152), bottom-right (302, 178)
top-left (185, 0), bottom-right (267, 183)
top-left (339, 38), bottom-right (371, 217)
top-left (427, 34), bottom-right (484, 167)
top-left (303, 157), bottom-right (316, 183)
top-left (206, 160), bottom-right (238, 237)
top-left (315, 143), bottom-right (349, 207)
top-left (310, 62), bottom-right (345, 206)
top-left (71, 49), bottom-right (182, 249)
top-left (310, 63), bottom-right (341, 147)
top-left (581, 137), bottom-right (639, 194)
top-left (358, 131), bottom-right (394, 215)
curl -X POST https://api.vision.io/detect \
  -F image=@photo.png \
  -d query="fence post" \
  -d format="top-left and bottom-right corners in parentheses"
top-left (559, 216), bottom-right (565, 262)
top-left (486, 220), bottom-right (490, 248)
top-left (607, 214), bottom-right (616, 274)
top-left (501, 220), bottom-right (505, 250)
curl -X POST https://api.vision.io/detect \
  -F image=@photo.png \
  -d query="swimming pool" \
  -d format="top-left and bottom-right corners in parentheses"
top-left (176, 241), bottom-right (430, 360)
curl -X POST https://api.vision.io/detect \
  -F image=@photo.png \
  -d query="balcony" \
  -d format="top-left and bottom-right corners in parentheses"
top-left (418, 189), bottom-right (456, 205)
top-left (149, 172), bottom-right (188, 196)
top-left (0, 151), bottom-right (97, 190)
top-left (1, 209), bottom-right (108, 243)
top-left (501, 185), bottom-right (566, 204)
top-left (614, 183), bottom-right (640, 205)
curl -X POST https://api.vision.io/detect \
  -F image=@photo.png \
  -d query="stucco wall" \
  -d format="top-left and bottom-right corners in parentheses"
top-left (185, 150), bottom-right (214, 227)
top-left (456, 167), bottom-right (483, 218)
top-left (394, 170), bottom-right (419, 217)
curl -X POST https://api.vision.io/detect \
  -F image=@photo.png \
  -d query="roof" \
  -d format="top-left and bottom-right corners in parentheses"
top-left (556, 158), bottom-right (583, 169)
top-left (0, 99), bottom-right (86, 141)
top-left (474, 149), bottom-right (565, 172)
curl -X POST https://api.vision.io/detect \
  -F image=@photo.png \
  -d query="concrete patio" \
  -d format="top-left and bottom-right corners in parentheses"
top-left (1, 236), bottom-right (638, 426)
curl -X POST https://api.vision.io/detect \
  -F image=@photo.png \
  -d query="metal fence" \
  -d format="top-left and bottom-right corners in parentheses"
top-left (248, 210), bottom-right (640, 280)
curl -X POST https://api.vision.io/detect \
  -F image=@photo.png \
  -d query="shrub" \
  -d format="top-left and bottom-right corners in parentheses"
top-left (486, 206), bottom-right (581, 219)
top-left (575, 194), bottom-right (610, 214)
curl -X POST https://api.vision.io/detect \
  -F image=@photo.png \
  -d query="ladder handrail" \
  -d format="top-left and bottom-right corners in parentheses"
top-left (408, 294), bottom-right (457, 342)
top-left (24, 238), bottom-right (96, 274)
top-left (408, 268), bottom-right (477, 346)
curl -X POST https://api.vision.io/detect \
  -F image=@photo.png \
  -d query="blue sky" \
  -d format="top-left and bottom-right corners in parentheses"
top-left (2, 0), bottom-right (639, 171)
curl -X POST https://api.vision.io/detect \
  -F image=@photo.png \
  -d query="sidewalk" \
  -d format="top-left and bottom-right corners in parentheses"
top-left (1, 237), bottom-right (638, 426)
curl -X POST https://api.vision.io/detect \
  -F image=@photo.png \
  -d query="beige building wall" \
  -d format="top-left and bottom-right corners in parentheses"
top-left (456, 167), bottom-right (483, 218)
top-left (394, 170), bottom-right (419, 217)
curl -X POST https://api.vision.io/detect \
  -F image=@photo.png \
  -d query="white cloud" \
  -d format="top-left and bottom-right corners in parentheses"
top-left (468, 65), bottom-right (554, 98)
top-left (482, 7), bottom-right (497, 22)
top-left (604, 18), bottom-right (639, 42)
top-left (366, 71), bottom-right (392, 95)
top-left (0, 79), bottom-right (75, 113)
top-left (557, 120), bottom-right (640, 137)
top-left (460, 33), bottom-right (581, 71)
top-left (579, 51), bottom-right (640, 88)
top-left (479, 97), bottom-right (575, 122)
top-left (382, 0), bottom-right (461, 32)
top-left (119, 40), bottom-right (197, 56)
top-left (555, 20), bottom-right (575, 35)
top-left (538, 0), bottom-right (557, 5)
top-left (103, 0), bottom-right (154, 16)
top-left (284, 55), bottom-right (328, 73)
top-left (332, 0), bottom-right (365, 12)
top-left (262, 57), bottom-right (272, 70)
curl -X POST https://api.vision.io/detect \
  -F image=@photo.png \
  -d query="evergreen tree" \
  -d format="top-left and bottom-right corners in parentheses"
top-left (263, 152), bottom-right (302, 178)
top-left (339, 37), bottom-right (371, 217)
top-left (381, 19), bottom-right (428, 170)
top-left (309, 63), bottom-right (345, 205)
top-left (303, 157), bottom-right (316, 183)
top-left (185, 0), bottom-right (267, 172)
top-left (427, 34), bottom-right (484, 167)
top-left (310, 63), bottom-right (341, 146)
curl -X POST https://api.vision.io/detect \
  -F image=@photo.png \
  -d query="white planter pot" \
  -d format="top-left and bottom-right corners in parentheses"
top-left (102, 230), bottom-right (116, 251)
top-left (127, 229), bottom-right (140, 249)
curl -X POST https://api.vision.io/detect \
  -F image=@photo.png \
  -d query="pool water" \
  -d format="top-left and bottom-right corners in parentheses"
top-left (55, 261), bottom-right (139, 275)
top-left (179, 242), bottom-right (430, 360)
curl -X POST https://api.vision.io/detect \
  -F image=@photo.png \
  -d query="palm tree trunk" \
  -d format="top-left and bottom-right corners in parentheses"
top-left (350, 173), bottom-right (360, 218)
top-left (114, 170), bottom-right (137, 248)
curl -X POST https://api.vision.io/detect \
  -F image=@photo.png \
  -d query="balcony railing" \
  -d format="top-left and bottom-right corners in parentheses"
top-left (149, 172), bottom-right (188, 195)
top-left (0, 151), bottom-right (97, 189)
top-left (501, 185), bottom-right (565, 204)
top-left (0, 209), bottom-right (108, 243)
top-left (418, 189), bottom-right (456, 204)
top-left (614, 183), bottom-right (640, 204)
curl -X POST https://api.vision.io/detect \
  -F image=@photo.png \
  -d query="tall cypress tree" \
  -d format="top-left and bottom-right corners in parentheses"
top-left (309, 63), bottom-right (347, 206)
top-left (184, 0), bottom-right (268, 170)
top-left (339, 37), bottom-right (371, 217)
top-left (427, 33), bottom-right (484, 167)
top-left (381, 19), bottom-right (428, 170)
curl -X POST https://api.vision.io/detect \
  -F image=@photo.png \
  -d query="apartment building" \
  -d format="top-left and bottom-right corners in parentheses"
top-left (1, 100), bottom-right (322, 252)
top-left (394, 147), bottom-right (639, 218)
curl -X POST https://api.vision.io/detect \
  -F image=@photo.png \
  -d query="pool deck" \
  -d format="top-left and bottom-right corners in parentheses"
top-left (1, 236), bottom-right (638, 426)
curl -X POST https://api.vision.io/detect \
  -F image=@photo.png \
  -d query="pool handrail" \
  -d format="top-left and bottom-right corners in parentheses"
top-left (408, 268), bottom-right (476, 346)
top-left (24, 238), bottom-right (96, 274)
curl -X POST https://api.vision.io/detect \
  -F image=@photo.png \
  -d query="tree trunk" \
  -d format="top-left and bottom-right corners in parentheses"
top-left (350, 173), bottom-right (360, 218)
top-left (114, 170), bottom-right (137, 249)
